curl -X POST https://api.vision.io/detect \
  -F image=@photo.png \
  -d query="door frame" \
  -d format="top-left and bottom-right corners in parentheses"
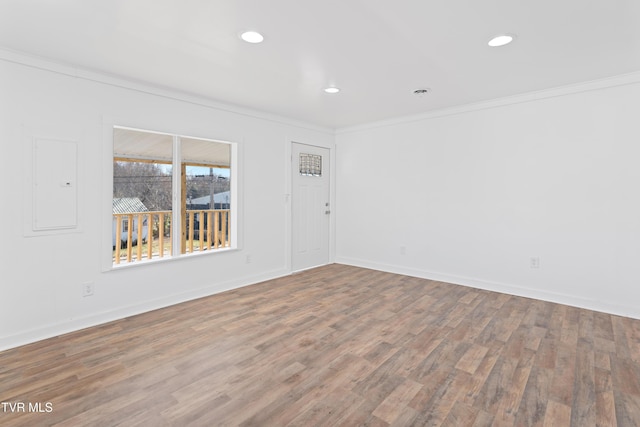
top-left (286, 140), bottom-right (335, 273)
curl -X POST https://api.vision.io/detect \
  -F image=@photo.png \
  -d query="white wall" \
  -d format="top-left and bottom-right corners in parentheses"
top-left (336, 78), bottom-right (640, 319)
top-left (0, 55), bottom-right (333, 350)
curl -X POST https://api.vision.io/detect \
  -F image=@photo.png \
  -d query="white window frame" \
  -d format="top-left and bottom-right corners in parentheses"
top-left (103, 123), bottom-right (239, 271)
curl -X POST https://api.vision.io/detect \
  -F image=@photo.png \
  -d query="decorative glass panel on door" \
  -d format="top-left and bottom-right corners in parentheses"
top-left (299, 153), bottom-right (322, 176)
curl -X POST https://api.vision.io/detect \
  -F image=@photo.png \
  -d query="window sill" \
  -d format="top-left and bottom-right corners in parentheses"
top-left (108, 246), bottom-right (238, 271)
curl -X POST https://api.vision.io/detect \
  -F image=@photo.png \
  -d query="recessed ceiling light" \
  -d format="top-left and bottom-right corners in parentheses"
top-left (324, 87), bottom-right (340, 94)
top-left (240, 31), bottom-right (264, 44)
top-left (488, 34), bottom-right (515, 47)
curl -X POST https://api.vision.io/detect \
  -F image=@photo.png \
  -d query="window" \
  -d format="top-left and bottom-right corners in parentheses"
top-left (299, 153), bottom-right (322, 176)
top-left (112, 127), bottom-right (234, 265)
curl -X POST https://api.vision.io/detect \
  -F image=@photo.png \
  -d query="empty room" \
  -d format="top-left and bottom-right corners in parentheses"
top-left (1, 1), bottom-right (639, 426)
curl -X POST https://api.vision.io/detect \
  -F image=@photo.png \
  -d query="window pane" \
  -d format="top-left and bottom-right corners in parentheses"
top-left (181, 137), bottom-right (231, 254)
top-left (299, 153), bottom-right (322, 176)
top-left (113, 128), bottom-right (173, 264)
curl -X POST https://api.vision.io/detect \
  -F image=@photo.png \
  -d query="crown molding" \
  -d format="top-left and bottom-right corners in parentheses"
top-left (0, 47), bottom-right (334, 135)
top-left (337, 71), bottom-right (640, 135)
top-left (3, 46), bottom-right (639, 137)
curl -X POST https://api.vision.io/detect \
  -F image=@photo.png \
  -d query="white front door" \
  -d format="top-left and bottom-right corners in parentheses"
top-left (292, 143), bottom-right (330, 272)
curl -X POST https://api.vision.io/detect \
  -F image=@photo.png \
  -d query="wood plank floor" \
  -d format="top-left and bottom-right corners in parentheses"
top-left (1, 264), bottom-right (639, 426)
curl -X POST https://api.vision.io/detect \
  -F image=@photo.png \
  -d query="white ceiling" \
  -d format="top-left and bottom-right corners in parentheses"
top-left (1, 0), bottom-right (639, 129)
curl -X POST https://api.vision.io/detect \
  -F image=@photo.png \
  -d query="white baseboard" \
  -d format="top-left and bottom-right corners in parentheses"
top-left (336, 257), bottom-right (640, 320)
top-left (4, 259), bottom-right (637, 352)
top-left (0, 268), bottom-right (290, 352)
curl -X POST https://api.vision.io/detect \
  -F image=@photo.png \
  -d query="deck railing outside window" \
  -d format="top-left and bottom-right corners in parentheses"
top-left (113, 209), bottom-right (230, 264)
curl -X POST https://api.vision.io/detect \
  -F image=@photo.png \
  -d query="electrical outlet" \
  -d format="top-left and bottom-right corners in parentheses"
top-left (82, 282), bottom-right (94, 297)
top-left (530, 257), bottom-right (540, 269)
top-left (400, 246), bottom-right (406, 255)
top-left (246, 254), bottom-right (252, 264)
